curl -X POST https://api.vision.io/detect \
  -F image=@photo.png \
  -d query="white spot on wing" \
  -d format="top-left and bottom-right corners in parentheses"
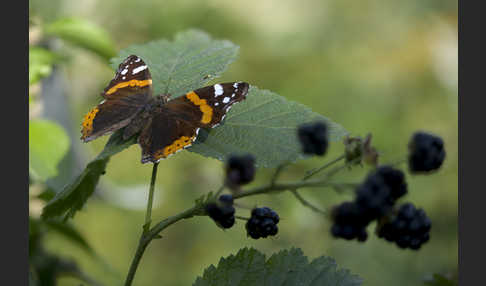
top-left (121, 68), bottom-right (128, 75)
top-left (231, 93), bottom-right (235, 98)
top-left (222, 97), bottom-right (230, 104)
top-left (226, 106), bottom-right (232, 112)
top-left (214, 84), bottom-right (223, 96)
top-left (233, 82), bottom-right (239, 88)
top-left (132, 65), bottom-right (147, 74)
top-left (100, 100), bottom-right (106, 104)
top-left (122, 76), bottom-right (126, 80)
top-left (195, 128), bottom-right (200, 136)
top-left (135, 57), bottom-right (141, 63)
top-left (214, 102), bottom-right (219, 106)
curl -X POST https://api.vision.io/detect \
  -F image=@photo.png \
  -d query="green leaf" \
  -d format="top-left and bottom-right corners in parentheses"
top-left (29, 119), bottom-right (70, 181)
top-left (189, 86), bottom-right (348, 167)
top-left (41, 130), bottom-right (135, 220)
top-left (193, 247), bottom-right (362, 286)
top-left (29, 47), bottom-right (58, 85)
top-left (110, 29), bottom-right (239, 96)
top-left (44, 17), bottom-right (116, 60)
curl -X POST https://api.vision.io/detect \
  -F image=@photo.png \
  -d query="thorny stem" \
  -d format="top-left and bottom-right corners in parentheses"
top-left (124, 154), bottom-right (353, 286)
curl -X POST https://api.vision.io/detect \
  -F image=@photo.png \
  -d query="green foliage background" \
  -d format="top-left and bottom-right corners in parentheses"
top-left (29, 0), bottom-right (457, 285)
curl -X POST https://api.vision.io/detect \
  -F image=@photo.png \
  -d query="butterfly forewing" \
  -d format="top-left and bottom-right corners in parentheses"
top-left (103, 55), bottom-right (153, 98)
top-left (80, 55), bottom-right (153, 142)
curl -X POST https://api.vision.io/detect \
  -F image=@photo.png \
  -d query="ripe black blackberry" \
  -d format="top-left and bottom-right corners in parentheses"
top-left (408, 131), bottom-right (446, 173)
top-left (245, 207), bottom-right (279, 239)
top-left (355, 173), bottom-right (392, 222)
top-left (297, 121), bottom-right (329, 156)
top-left (205, 195), bottom-right (235, 229)
top-left (374, 166), bottom-right (407, 204)
top-left (330, 201), bottom-right (369, 241)
top-left (376, 203), bottom-right (431, 250)
top-left (225, 154), bottom-right (256, 189)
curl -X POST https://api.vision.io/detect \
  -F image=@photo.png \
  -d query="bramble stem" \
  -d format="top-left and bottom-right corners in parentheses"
top-left (303, 154), bottom-right (346, 181)
top-left (124, 154), bottom-right (357, 286)
top-left (291, 190), bottom-right (326, 214)
top-left (143, 162), bottom-right (159, 233)
top-left (125, 162), bottom-right (159, 286)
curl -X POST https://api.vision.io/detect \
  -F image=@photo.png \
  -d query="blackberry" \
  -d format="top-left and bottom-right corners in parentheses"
top-left (376, 203), bottom-right (432, 250)
top-left (205, 195), bottom-right (236, 229)
top-left (374, 166), bottom-right (407, 203)
top-left (330, 201), bottom-right (369, 241)
top-left (355, 174), bottom-right (392, 222)
top-left (408, 131), bottom-right (446, 173)
top-left (245, 207), bottom-right (279, 239)
top-left (225, 154), bottom-right (256, 188)
top-left (298, 121), bottom-right (329, 156)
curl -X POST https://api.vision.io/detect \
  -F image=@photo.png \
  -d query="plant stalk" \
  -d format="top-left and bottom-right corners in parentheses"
top-left (143, 162), bottom-right (159, 233)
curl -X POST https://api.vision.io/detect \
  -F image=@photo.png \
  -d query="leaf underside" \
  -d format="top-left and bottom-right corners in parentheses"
top-left (193, 247), bottom-right (362, 286)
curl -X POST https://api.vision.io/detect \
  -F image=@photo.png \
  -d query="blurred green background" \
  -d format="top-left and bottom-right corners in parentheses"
top-left (29, 0), bottom-right (457, 285)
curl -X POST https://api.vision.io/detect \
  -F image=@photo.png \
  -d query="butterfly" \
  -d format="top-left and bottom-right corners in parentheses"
top-left (81, 55), bottom-right (249, 163)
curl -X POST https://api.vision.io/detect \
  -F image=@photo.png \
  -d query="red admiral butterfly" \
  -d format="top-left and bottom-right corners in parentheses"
top-left (81, 55), bottom-right (249, 163)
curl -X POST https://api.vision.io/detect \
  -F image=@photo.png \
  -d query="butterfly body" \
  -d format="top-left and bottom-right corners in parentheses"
top-left (81, 55), bottom-right (249, 163)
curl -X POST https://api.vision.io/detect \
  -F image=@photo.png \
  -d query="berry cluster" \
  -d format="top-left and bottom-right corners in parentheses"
top-left (377, 203), bottom-right (431, 250)
top-left (205, 195), bottom-right (235, 229)
top-left (330, 202), bottom-right (368, 241)
top-left (331, 165), bottom-right (407, 241)
top-left (225, 154), bottom-right (256, 189)
top-left (298, 121), bottom-right (329, 156)
top-left (408, 131), bottom-right (446, 173)
top-left (246, 207), bottom-right (280, 239)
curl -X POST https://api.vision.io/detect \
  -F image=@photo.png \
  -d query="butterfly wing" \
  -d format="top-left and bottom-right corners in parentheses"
top-left (138, 82), bottom-right (249, 163)
top-left (81, 55), bottom-right (153, 142)
top-left (138, 110), bottom-right (200, 163)
top-left (174, 82), bottom-right (249, 127)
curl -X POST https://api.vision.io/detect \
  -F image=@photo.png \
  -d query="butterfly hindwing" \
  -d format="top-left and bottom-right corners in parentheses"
top-left (138, 110), bottom-right (200, 163)
top-left (80, 55), bottom-right (153, 142)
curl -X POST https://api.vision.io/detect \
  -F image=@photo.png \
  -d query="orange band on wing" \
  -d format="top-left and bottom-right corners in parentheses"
top-left (153, 135), bottom-right (195, 160)
top-left (185, 91), bottom-right (213, 124)
top-left (105, 79), bottom-right (152, 95)
top-left (81, 107), bottom-right (99, 138)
